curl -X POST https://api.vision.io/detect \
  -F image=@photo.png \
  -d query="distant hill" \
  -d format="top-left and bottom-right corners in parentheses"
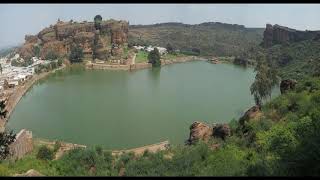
top-left (0, 45), bottom-right (19, 58)
top-left (128, 22), bottom-right (264, 57)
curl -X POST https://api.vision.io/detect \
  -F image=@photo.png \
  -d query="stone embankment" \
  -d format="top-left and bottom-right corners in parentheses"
top-left (86, 55), bottom-right (206, 71)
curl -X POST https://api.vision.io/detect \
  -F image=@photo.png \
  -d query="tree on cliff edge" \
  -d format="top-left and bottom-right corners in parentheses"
top-left (94, 15), bottom-right (103, 30)
top-left (148, 48), bottom-right (161, 67)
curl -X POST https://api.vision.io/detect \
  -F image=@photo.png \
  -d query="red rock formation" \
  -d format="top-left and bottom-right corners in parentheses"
top-left (18, 18), bottom-right (129, 61)
top-left (263, 24), bottom-right (320, 48)
top-left (186, 121), bottom-right (231, 145)
top-left (186, 121), bottom-right (213, 145)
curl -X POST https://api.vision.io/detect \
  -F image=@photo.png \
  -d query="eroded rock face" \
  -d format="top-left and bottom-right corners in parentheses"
top-left (186, 121), bottom-right (231, 145)
top-left (263, 24), bottom-right (320, 48)
top-left (280, 79), bottom-right (297, 94)
top-left (186, 121), bottom-right (213, 145)
top-left (40, 40), bottom-right (67, 59)
top-left (239, 105), bottom-right (261, 126)
top-left (18, 18), bottom-right (129, 61)
top-left (212, 123), bottom-right (231, 140)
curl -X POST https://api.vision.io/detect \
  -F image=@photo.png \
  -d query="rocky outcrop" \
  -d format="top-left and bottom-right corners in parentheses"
top-left (262, 24), bottom-right (320, 48)
top-left (239, 105), bottom-right (261, 126)
top-left (14, 169), bottom-right (43, 177)
top-left (9, 129), bottom-right (33, 160)
top-left (186, 121), bottom-right (213, 145)
top-left (280, 79), bottom-right (297, 94)
top-left (18, 18), bottom-right (129, 61)
top-left (212, 123), bottom-right (231, 140)
top-left (186, 121), bottom-right (231, 145)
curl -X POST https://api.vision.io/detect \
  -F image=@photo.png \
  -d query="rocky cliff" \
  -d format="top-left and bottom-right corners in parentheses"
top-left (262, 24), bottom-right (320, 48)
top-left (18, 18), bottom-right (129, 61)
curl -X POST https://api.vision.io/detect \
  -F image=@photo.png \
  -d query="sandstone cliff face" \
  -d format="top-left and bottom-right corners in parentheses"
top-left (263, 24), bottom-right (320, 48)
top-left (18, 19), bottom-right (129, 61)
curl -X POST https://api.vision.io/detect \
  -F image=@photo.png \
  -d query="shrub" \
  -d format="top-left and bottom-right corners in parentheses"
top-left (37, 145), bottom-right (54, 160)
top-left (53, 141), bottom-right (61, 153)
top-left (148, 48), bottom-right (161, 67)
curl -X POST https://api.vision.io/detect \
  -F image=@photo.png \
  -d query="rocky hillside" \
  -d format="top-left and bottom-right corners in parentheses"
top-left (18, 18), bottom-right (129, 61)
top-left (128, 22), bottom-right (264, 57)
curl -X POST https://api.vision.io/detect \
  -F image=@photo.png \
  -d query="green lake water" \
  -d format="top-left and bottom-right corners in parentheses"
top-left (7, 61), bottom-right (275, 149)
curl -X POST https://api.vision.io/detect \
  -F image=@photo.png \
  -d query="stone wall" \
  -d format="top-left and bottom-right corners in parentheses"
top-left (9, 129), bottom-right (33, 160)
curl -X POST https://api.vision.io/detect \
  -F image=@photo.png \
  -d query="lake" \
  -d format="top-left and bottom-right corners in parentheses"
top-left (7, 61), bottom-right (268, 149)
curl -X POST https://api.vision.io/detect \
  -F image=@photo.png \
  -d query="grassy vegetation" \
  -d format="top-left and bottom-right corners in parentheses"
top-left (135, 50), bottom-right (148, 63)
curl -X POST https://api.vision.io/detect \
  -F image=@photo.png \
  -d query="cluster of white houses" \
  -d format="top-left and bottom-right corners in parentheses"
top-left (0, 54), bottom-right (51, 90)
top-left (133, 45), bottom-right (168, 55)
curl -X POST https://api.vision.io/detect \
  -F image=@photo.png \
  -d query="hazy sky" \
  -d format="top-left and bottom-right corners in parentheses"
top-left (1, 4), bottom-right (320, 49)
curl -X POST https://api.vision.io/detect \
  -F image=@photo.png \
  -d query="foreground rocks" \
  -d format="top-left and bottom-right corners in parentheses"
top-left (186, 121), bottom-right (231, 145)
top-left (14, 169), bottom-right (43, 177)
top-left (239, 105), bottom-right (261, 126)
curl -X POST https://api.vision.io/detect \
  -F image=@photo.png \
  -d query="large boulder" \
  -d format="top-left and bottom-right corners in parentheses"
top-left (14, 169), bottom-right (43, 177)
top-left (239, 105), bottom-right (261, 126)
top-left (280, 79), bottom-right (297, 94)
top-left (186, 121), bottom-right (231, 145)
top-left (212, 123), bottom-right (231, 140)
top-left (186, 121), bottom-right (213, 145)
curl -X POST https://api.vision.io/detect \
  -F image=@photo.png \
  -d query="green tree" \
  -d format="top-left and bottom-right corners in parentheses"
top-left (94, 15), bottom-right (102, 30)
top-left (250, 53), bottom-right (279, 106)
top-left (0, 130), bottom-right (16, 161)
top-left (69, 45), bottom-right (84, 63)
top-left (148, 48), bottom-right (161, 67)
top-left (0, 64), bottom-right (2, 74)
